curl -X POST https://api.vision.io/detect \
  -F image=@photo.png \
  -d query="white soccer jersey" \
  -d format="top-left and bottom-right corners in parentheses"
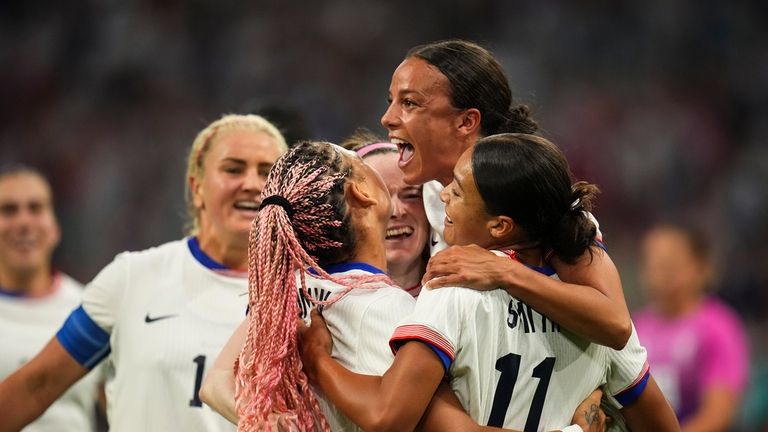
top-left (56, 238), bottom-right (247, 432)
top-left (0, 273), bottom-right (100, 432)
top-left (296, 263), bottom-right (416, 431)
top-left (390, 251), bottom-right (648, 431)
top-left (422, 181), bottom-right (606, 256)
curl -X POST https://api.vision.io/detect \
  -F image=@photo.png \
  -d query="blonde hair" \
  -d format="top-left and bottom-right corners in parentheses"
top-left (184, 114), bottom-right (288, 236)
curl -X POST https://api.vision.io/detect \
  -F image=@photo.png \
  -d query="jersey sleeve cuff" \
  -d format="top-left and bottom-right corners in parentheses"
top-left (389, 324), bottom-right (455, 373)
top-left (56, 305), bottom-right (111, 370)
top-left (612, 362), bottom-right (650, 407)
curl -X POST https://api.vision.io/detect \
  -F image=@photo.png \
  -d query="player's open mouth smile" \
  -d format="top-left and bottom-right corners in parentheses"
top-left (391, 138), bottom-right (414, 167)
top-left (386, 225), bottom-right (415, 240)
top-left (234, 200), bottom-right (260, 214)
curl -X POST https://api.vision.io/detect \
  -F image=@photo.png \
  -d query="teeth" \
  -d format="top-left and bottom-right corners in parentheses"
top-left (234, 201), bottom-right (259, 210)
top-left (390, 138), bottom-right (410, 146)
top-left (386, 226), bottom-right (414, 239)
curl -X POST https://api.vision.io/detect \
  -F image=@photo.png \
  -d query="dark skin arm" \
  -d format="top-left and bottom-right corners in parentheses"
top-left (424, 245), bottom-right (631, 349)
top-left (0, 338), bottom-right (89, 432)
top-left (300, 310), bottom-right (606, 432)
top-left (300, 309), bottom-right (444, 432)
top-left (419, 382), bottom-right (606, 432)
top-left (620, 375), bottom-right (681, 431)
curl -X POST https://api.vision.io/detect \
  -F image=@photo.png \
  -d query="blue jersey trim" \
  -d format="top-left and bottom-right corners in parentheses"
top-left (391, 339), bottom-right (452, 374)
top-left (527, 264), bottom-right (556, 276)
top-left (614, 369), bottom-right (650, 406)
top-left (56, 305), bottom-right (111, 370)
top-left (187, 237), bottom-right (229, 270)
top-left (308, 262), bottom-right (387, 276)
top-left (0, 285), bottom-right (25, 298)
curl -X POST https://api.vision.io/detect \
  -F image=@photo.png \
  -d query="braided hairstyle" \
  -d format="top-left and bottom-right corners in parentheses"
top-left (235, 141), bottom-right (392, 431)
top-left (471, 133), bottom-right (600, 263)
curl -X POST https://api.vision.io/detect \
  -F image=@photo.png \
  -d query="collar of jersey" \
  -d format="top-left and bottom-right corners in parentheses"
top-left (187, 236), bottom-right (245, 273)
top-left (498, 249), bottom-right (556, 276)
top-left (310, 262), bottom-right (386, 276)
top-left (0, 271), bottom-right (61, 299)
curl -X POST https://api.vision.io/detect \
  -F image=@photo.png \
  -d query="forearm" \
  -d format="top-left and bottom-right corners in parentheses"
top-left (200, 368), bottom-right (238, 424)
top-left (506, 250), bottom-right (630, 349)
top-left (0, 338), bottom-right (88, 431)
top-left (505, 270), bottom-right (628, 348)
top-left (200, 319), bottom-right (247, 424)
top-left (311, 342), bottom-right (444, 432)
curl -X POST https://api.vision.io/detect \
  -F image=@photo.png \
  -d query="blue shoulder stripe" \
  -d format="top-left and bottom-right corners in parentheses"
top-left (56, 305), bottom-right (111, 370)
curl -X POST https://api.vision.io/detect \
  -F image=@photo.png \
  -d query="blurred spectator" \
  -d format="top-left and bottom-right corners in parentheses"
top-left (635, 223), bottom-right (749, 431)
top-left (0, 164), bottom-right (102, 432)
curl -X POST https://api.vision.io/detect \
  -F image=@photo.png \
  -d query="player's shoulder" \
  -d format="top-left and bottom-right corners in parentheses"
top-left (113, 238), bottom-right (187, 265)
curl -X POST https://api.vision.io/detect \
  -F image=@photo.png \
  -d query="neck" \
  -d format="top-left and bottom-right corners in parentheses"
top-left (494, 239), bottom-right (545, 267)
top-left (439, 136), bottom-right (478, 187)
top-left (0, 265), bottom-right (55, 297)
top-left (350, 225), bottom-right (388, 273)
top-left (196, 233), bottom-right (248, 270)
top-left (388, 258), bottom-right (426, 289)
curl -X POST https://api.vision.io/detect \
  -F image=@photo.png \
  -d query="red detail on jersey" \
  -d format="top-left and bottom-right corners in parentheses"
top-left (614, 361), bottom-right (650, 397)
top-left (389, 324), bottom-right (455, 360)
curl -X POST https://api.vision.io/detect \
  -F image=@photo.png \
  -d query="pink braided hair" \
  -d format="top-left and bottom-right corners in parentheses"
top-left (235, 141), bottom-right (393, 431)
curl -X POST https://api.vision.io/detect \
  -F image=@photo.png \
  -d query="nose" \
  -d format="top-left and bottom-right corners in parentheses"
top-left (243, 168), bottom-right (265, 193)
top-left (439, 185), bottom-right (449, 204)
top-left (380, 102), bottom-right (399, 131)
top-left (391, 196), bottom-right (406, 219)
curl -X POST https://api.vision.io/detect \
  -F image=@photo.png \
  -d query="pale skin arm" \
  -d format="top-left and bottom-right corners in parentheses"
top-left (0, 337), bottom-right (88, 432)
top-left (199, 318), bottom-right (248, 425)
top-left (300, 310), bottom-right (605, 432)
top-left (679, 387), bottom-right (740, 432)
top-left (424, 245), bottom-right (631, 349)
top-left (619, 375), bottom-right (681, 431)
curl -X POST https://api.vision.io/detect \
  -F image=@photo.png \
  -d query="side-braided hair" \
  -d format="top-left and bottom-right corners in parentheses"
top-left (235, 141), bottom-right (392, 431)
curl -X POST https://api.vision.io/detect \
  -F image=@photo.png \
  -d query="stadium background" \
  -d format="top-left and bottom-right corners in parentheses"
top-left (1, 1), bottom-right (766, 428)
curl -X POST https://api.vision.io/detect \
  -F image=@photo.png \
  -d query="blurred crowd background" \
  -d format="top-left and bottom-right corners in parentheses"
top-left (2, 0), bottom-right (766, 428)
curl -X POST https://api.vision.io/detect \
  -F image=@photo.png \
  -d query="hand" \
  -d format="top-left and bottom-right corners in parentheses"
top-left (571, 389), bottom-right (607, 432)
top-left (423, 245), bottom-right (516, 290)
top-left (297, 308), bottom-right (333, 383)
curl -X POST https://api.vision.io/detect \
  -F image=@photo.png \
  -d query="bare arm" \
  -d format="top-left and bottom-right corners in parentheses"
top-left (424, 245), bottom-right (631, 349)
top-left (199, 319), bottom-right (248, 425)
top-left (620, 375), bottom-right (681, 431)
top-left (419, 383), bottom-right (606, 432)
top-left (0, 337), bottom-right (88, 432)
top-left (680, 387), bottom-right (740, 432)
top-left (299, 310), bottom-right (444, 432)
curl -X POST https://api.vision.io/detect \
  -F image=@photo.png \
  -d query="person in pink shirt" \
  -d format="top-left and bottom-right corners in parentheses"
top-left (635, 223), bottom-right (749, 431)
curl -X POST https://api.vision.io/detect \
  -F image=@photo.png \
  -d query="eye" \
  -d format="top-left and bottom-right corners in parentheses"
top-left (402, 99), bottom-right (417, 108)
top-left (223, 165), bottom-right (243, 175)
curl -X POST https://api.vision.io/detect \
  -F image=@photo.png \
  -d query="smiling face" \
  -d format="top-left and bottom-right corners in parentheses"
top-left (439, 147), bottom-right (496, 248)
top-left (191, 129), bottom-right (284, 249)
top-left (380, 57), bottom-right (472, 186)
top-left (0, 172), bottom-right (60, 278)
top-left (363, 151), bottom-right (429, 272)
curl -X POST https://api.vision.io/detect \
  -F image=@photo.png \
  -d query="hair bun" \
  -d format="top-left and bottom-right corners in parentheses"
top-left (506, 104), bottom-right (539, 134)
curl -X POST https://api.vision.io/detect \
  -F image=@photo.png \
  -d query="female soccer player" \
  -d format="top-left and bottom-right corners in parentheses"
top-left (300, 134), bottom-right (680, 432)
top-left (0, 165), bottom-right (101, 431)
top-left (342, 128), bottom-right (430, 296)
top-left (0, 114), bottom-right (287, 432)
top-left (382, 40), bottom-right (631, 349)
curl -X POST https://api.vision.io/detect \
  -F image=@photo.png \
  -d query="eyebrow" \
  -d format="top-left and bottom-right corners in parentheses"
top-left (453, 172), bottom-right (464, 192)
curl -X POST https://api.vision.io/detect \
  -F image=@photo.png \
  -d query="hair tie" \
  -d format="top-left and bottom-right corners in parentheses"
top-left (570, 198), bottom-right (582, 212)
top-left (259, 195), bottom-right (294, 219)
top-left (356, 142), bottom-right (398, 158)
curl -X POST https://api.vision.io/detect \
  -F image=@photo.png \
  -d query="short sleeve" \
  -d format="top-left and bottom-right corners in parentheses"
top-left (80, 252), bottom-right (130, 332)
top-left (604, 323), bottom-right (650, 408)
top-left (355, 290), bottom-right (416, 374)
top-left (389, 287), bottom-right (465, 372)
